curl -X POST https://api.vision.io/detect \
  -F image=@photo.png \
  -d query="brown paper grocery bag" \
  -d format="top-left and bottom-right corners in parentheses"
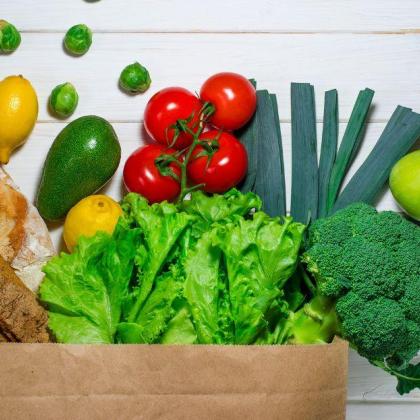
top-left (0, 338), bottom-right (348, 420)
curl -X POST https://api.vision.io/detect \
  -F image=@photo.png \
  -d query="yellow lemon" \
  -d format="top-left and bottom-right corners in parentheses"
top-left (0, 75), bottom-right (38, 164)
top-left (63, 195), bottom-right (123, 252)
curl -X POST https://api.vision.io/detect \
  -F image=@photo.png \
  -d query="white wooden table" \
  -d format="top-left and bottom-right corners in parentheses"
top-left (2, 1), bottom-right (420, 418)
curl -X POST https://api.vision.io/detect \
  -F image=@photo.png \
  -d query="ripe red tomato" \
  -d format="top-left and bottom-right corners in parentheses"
top-left (123, 144), bottom-right (180, 203)
top-left (200, 72), bottom-right (256, 131)
top-left (144, 87), bottom-right (203, 150)
top-left (187, 130), bottom-right (248, 193)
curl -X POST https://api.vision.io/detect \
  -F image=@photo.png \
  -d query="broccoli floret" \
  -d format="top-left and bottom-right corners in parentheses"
top-left (302, 244), bottom-right (350, 297)
top-left (341, 236), bottom-right (405, 300)
top-left (307, 202), bottom-right (376, 248)
top-left (400, 276), bottom-right (420, 324)
top-left (336, 292), bottom-right (408, 360)
top-left (393, 238), bottom-right (420, 278)
top-left (296, 202), bottom-right (420, 394)
top-left (386, 320), bottom-right (420, 369)
top-left (353, 210), bottom-right (418, 249)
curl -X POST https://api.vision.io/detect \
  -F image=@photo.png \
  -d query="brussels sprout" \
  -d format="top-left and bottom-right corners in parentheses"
top-left (119, 62), bottom-right (151, 94)
top-left (0, 20), bottom-right (21, 53)
top-left (64, 24), bottom-right (92, 56)
top-left (49, 83), bottom-right (79, 118)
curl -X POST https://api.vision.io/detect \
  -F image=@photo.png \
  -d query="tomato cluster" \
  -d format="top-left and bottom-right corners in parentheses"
top-left (123, 72), bottom-right (256, 203)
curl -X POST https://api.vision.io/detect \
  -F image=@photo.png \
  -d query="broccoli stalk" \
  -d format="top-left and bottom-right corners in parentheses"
top-left (286, 295), bottom-right (339, 345)
top-left (285, 203), bottom-right (420, 395)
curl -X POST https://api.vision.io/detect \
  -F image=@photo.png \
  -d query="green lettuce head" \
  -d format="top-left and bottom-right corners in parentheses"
top-left (49, 82), bottom-right (79, 118)
top-left (119, 62), bottom-right (151, 94)
top-left (64, 24), bottom-right (92, 55)
top-left (0, 20), bottom-right (21, 53)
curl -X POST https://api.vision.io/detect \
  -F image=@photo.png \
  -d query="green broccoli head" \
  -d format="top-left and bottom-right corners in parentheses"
top-left (303, 202), bottom-right (420, 370)
top-left (335, 292), bottom-right (412, 360)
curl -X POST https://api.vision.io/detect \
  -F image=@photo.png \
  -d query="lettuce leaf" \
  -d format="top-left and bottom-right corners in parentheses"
top-left (117, 262), bottom-right (184, 343)
top-left (121, 194), bottom-right (194, 322)
top-left (214, 212), bottom-right (305, 344)
top-left (39, 225), bottom-right (140, 343)
top-left (182, 189), bottom-right (261, 237)
top-left (184, 230), bottom-right (234, 344)
top-left (183, 189), bottom-right (261, 222)
top-left (159, 301), bottom-right (197, 344)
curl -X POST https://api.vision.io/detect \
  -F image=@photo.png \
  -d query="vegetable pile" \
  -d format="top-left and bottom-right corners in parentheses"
top-left (1, 15), bottom-right (419, 396)
top-left (40, 191), bottom-right (420, 393)
top-left (35, 74), bottom-right (419, 395)
top-left (40, 189), bottom-right (305, 345)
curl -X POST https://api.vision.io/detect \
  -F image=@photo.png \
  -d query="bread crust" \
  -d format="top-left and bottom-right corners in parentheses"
top-left (0, 167), bottom-right (55, 291)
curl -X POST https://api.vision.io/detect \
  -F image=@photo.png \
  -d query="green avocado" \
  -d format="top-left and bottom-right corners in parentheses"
top-left (36, 115), bottom-right (121, 221)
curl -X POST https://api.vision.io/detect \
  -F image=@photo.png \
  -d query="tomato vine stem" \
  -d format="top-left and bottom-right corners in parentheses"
top-left (155, 101), bottom-right (216, 203)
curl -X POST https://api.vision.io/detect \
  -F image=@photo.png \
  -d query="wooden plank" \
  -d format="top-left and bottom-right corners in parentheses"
top-left (4, 0), bottom-right (420, 32)
top-left (1, 33), bottom-right (419, 122)
top-left (347, 350), bottom-right (420, 401)
top-left (347, 402), bottom-right (420, 420)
